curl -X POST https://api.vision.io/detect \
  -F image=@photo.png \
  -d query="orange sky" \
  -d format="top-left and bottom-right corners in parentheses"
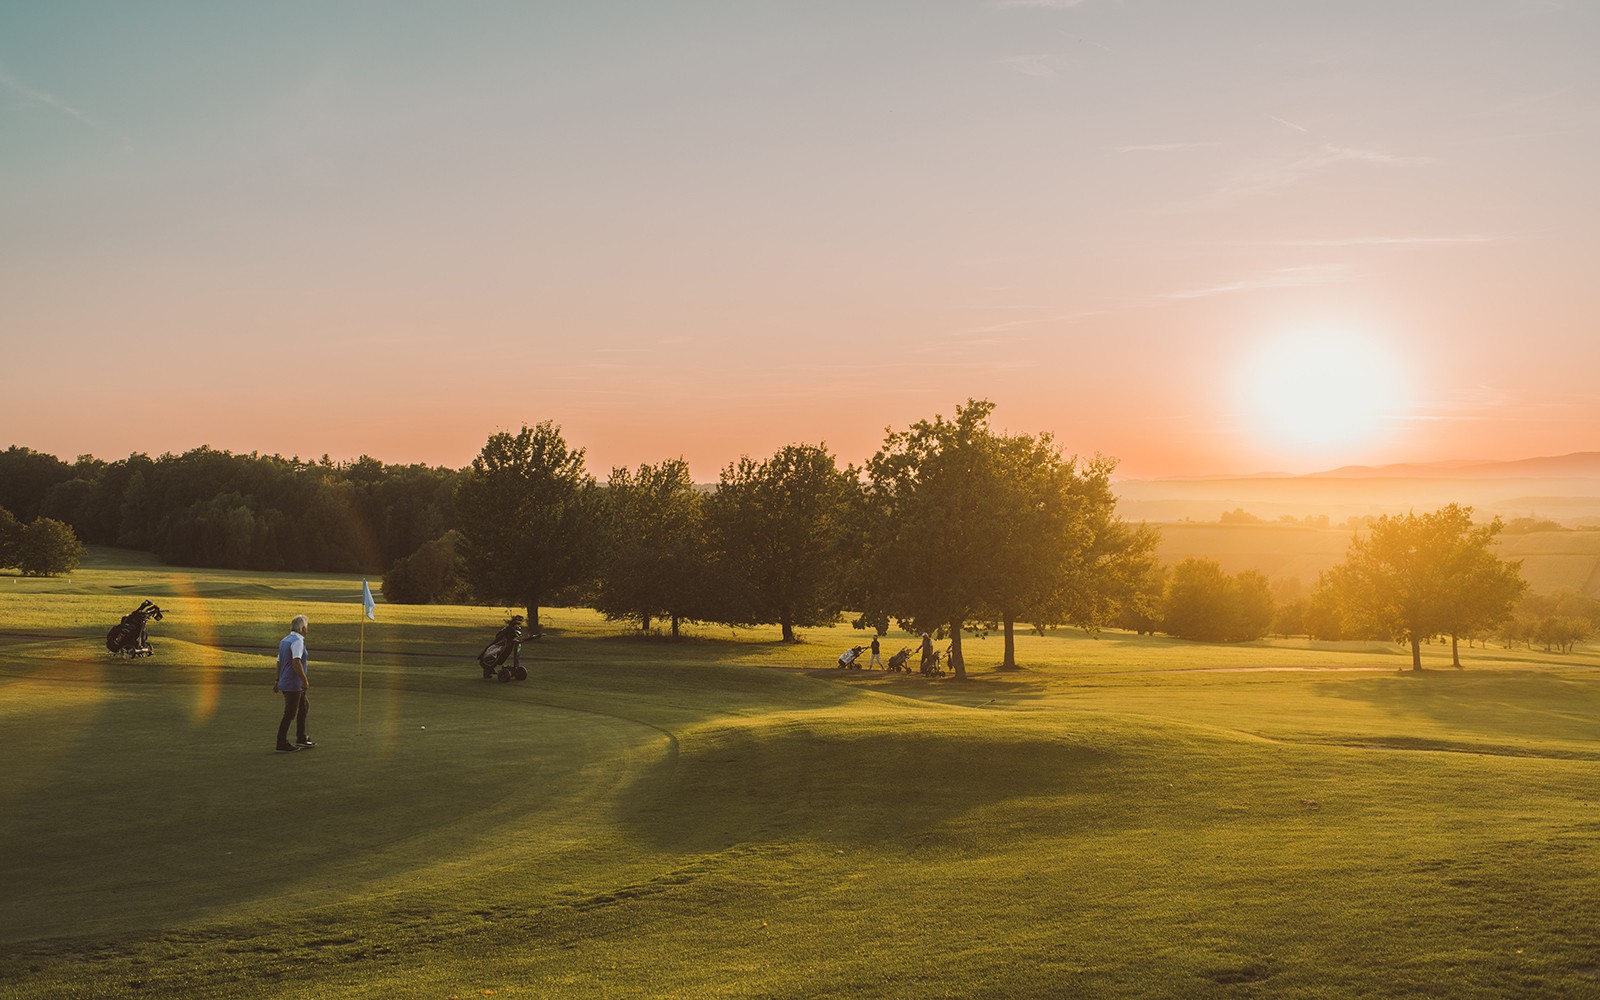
top-left (3, 3), bottom-right (1596, 479)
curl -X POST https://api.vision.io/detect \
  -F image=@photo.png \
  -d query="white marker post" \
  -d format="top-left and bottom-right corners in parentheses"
top-left (359, 579), bottom-right (376, 735)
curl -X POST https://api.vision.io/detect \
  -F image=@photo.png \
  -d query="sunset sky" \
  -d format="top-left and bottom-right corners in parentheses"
top-left (3, 1), bottom-right (1596, 479)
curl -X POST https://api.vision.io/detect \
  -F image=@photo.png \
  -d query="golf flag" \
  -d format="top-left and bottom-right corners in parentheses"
top-left (362, 578), bottom-right (376, 621)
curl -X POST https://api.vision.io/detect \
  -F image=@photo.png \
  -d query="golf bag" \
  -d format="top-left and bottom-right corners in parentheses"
top-left (836, 645), bottom-right (868, 670)
top-left (479, 614), bottom-right (530, 682)
top-left (885, 646), bottom-right (912, 673)
top-left (920, 644), bottom-right (949, 678)
top-left (107, 600), bottom-right (165, 657)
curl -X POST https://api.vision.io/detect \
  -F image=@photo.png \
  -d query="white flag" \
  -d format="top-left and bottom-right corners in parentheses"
top-left (362, 579), bottom-right (376, 621)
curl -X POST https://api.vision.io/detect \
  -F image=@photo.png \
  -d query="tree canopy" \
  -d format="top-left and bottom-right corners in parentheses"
top-left (594, 459), bottom-right (705, 637)
top-left (1335, 504), bottom-right (1527, 670)
top-left (455, 423), bottom-right (598, 632)
top-left (702, 444), bottom-right (856, 642)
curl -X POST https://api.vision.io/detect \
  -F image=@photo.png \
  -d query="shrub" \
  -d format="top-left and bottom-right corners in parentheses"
top-left (18, 517), bottom-right (85, 577)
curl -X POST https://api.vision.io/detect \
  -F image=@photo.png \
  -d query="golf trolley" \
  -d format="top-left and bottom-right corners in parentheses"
top-left (885, 646), bottom-right (913, 673)
top-left (107, 600), bottom-right (165, 657)
top-left (836, 645), bottom-right (869, 670)
top-left (479, 614), bottom-right (533, 682)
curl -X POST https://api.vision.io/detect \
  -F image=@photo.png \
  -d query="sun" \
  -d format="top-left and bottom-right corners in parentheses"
top-left (1238, 328), bottom-right (1404, 462)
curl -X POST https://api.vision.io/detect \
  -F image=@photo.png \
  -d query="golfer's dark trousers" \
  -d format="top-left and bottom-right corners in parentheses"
top-left (277, 691), bottom-right (308, 747)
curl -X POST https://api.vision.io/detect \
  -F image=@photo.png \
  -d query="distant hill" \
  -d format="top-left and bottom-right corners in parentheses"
top-left (1115, 452), bottom-right (1600, 528)
top-left (1310, 452), bottom-right (1600, 480)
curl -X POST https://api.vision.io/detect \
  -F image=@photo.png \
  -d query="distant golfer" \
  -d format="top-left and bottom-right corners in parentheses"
top-left (919, 632), bottom-right (934, 671)
top-left (274, 614), bottom-right (315, 753)
top-left (869, 635), bottom-right (882, 669)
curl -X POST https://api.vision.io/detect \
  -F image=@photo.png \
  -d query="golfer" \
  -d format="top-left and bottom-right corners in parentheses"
top-left (274, 614), bottom-right (315, 753)
top-left (869, 635), bottom-right (882, 669)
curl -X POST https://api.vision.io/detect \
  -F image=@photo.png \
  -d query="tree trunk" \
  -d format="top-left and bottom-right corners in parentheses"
top-left (999, 613), bottom-right (1018, 670)
top-left (781, 617), bottom-right (796, 643)
top-left (671, 613), bottom-right (681, 639)
top-left (527, 602), bottom-right (542, 636)
top-left (950, 621), bottom-right (966, 680)
top-left (1451, 632), bottom-right (1461, 669)
top-left (1410, 635), bottom-right (1422, 671)
top-left (643, 613), bottom-right (652, 634)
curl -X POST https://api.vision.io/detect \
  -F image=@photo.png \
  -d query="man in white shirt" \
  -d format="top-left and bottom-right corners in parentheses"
top-left (273, 615), bottom-right (314, 753)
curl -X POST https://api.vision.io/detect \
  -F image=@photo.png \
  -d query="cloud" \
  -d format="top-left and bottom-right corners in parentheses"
top-left (1269, 115), bottom-right (1311, 134)
top-left (1160, 264), bottom-right (1353, 300)
top-left (1115, 141), bottom-right (1220, 153)
top-left (1193, 143), bottom-right (1434, 208)
top-left (959, 310), bottom-right (1106, 336)
top-left (0, 64), bottom-right (123, 142)
top-left (1271, 235), bottom-right (1495, 248)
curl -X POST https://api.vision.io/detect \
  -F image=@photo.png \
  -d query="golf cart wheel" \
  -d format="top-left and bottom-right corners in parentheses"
top-left (497, 667), bottom-right (512, 683)
top-left (512, 666), bottom-right (528, 681)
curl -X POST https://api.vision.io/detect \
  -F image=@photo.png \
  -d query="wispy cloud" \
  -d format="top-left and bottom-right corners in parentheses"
top-left (1271, 234), bottom-right (1495, 248)
top-left (1115, 141), bottom-right (1220, 153)
top-left (959, 310), bottom-right (1106, 336)
top-left (0, 64), bottom-right (124, 143)
top-left (1160, 264), bottom-right (1353, 300)
top-left (1269, 115), bottom-right (1311, 134)
top-left (1003, 54), bottom-right (1070, 79)
top-left (1191, 143), bottom-right (1434, 208)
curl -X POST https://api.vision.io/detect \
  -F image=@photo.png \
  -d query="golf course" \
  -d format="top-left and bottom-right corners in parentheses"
top-left (3, 548), bottom-right (1600, 999)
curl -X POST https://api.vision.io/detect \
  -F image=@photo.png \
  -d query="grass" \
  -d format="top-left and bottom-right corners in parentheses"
top-left (3, 549), bottom-right (1600, 997)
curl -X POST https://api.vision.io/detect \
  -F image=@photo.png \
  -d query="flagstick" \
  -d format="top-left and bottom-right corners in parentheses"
top-left (357, 612), bottom-right (365, 737)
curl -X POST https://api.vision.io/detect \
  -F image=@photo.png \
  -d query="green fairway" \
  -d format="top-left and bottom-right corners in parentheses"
top-left (3, 552), bottom-right (1600, 998)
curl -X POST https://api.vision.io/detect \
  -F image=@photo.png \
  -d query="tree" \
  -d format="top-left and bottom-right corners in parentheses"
top-left (1231, 570), bottom-right (1276, 642)
top-left (1115, 561), bottom-right (1167, 635)
top-left (863, 400), bottom-right (1008, 678)
top-left (0, 447), bottom-right (73, 522)
top-left (986, 448), bottom-right (1159, 667)
top-left (382, 531), bottom-right (471, 605)
top-left (595, 459), bottom-right (705, 637)
top-left (1160, 558), bottom-right (1236, 642)
top-left (17, 517), bottom-right (85, 577)
top-left (702, 444), bottom-right (856, 642)
top-left (1158, 560), bottom-right (1274, 643)
top-left (1436, 523), bottom-right (1528, 667)
top-left (973, 431), bottom-right (1087, 669)
top-left (1336, 504), bottom-right (1527, 671)
top-left (0, 506), bottom-right (22, 568)
top-left (455, 423), bottom-right (599, 632)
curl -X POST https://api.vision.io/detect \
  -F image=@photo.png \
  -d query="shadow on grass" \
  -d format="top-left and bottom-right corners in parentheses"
top-left (619, 715), bottom-right (1125, 854)
top-left (1308, 670), bottom-right (1600, 750)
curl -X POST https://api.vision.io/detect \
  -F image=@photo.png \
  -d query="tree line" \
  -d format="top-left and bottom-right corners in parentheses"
top-left (0, 445), bottom-right (456, 574)
top-left (442, 401), bottom-right (1159, 676)
top-left (5, 408), bottom-right (1554, 665)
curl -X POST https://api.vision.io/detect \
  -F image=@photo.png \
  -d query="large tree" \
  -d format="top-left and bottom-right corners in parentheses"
top-left (455, 423), bottom-right (598, 633)
top-left (595, 459), bottom-right (705, 638)
top-left (1337, 504), bottom-right (1526, 671)
top-left (702, 444), bottom-right (856, 642)
top-left (977, 442), bottom-right (1157, 669)
top-left (863, 400), bottom-right (1008, 678)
